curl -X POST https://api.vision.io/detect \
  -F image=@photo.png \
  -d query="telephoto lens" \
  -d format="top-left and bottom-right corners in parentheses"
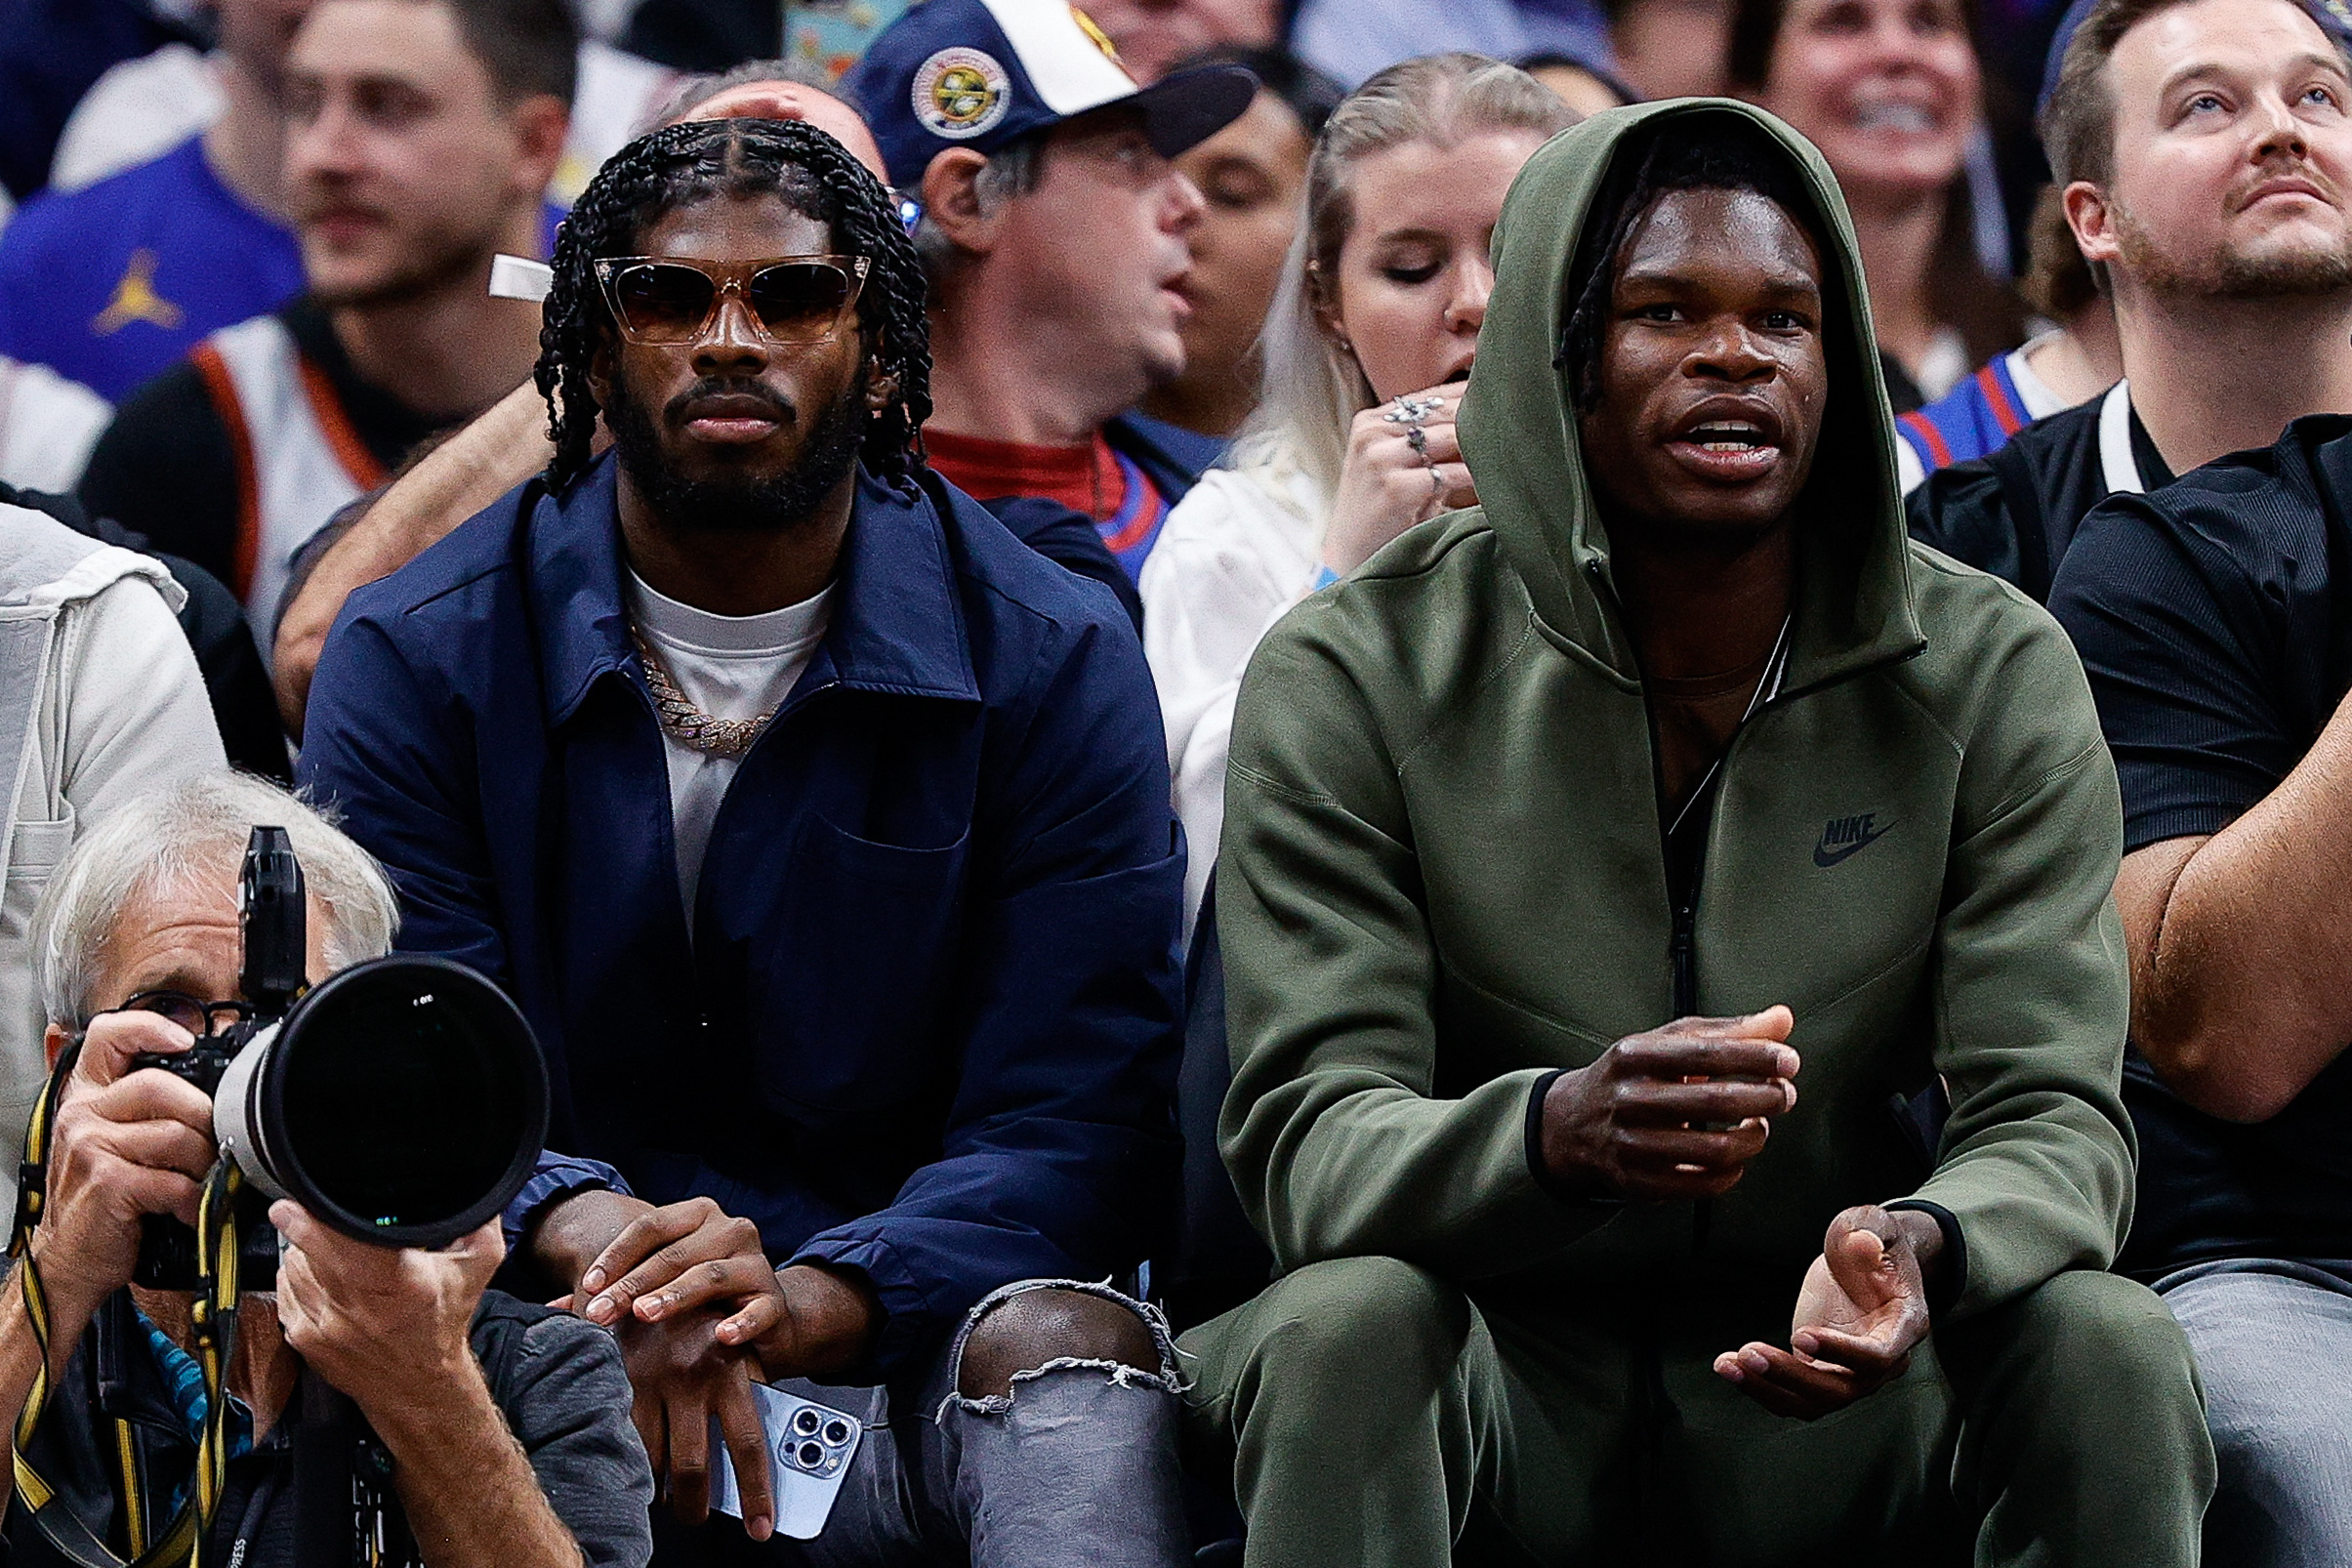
top-left (213, 955), bottom-right (549, 1248)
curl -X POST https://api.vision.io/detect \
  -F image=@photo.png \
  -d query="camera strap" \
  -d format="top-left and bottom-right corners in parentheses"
top-left (9, 1046), bottom-right (245, 1568)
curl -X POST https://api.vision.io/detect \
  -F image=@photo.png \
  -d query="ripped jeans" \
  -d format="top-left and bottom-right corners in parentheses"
top-left (688, 1279), bottom-right (1189, 1566)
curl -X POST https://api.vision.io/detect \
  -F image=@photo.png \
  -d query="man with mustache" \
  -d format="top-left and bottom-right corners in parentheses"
top-left (2032, 5), bottom-right (2352, 1559)
top-left (297, 116), bottom-right (1195, 1564)
top-left (267, 63), bottom-right (891, 735)
top-left (76, 0), bottom-right (574, 646)
top-left (1908, 0), bottom-right (2352, 602)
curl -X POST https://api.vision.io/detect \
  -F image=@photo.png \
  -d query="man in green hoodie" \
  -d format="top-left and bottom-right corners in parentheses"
top-left (1180, 102), bottom-right (2213, 1564)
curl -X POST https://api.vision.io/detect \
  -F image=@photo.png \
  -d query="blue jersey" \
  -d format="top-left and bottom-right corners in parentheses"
top-left (0, 136), bottom-right (303, 403)
top-left (1096, 445), bottom-right (1172, 582)
top-left (0, 136), bottom-right (569, 405)
top-left (1896, 351), bottom-right (2039, 475)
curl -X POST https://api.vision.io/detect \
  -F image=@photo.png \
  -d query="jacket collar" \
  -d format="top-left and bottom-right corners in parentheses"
top-left (534, 455), bottom-right (981, 728)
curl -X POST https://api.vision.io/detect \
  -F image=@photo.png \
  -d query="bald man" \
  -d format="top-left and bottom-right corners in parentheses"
top-left (269, 67), bottom-right (887, 730)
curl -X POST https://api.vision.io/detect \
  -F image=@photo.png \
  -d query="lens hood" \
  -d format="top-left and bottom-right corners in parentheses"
top-left (214, 955), bottom-right (549, 1249)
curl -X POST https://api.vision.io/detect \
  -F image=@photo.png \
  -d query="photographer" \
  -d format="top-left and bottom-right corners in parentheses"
top-left (0, 771), bottom-right (652, 1568)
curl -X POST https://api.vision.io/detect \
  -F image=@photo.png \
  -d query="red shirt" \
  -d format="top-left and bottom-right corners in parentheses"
top-left (924, 426), bottom-right (1170, 580)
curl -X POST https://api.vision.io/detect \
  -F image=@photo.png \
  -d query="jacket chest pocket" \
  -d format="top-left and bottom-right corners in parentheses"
top-left (748, 815), bottom-right (970, 1113)
top-left (3, 810), bottom-right (76, 1123)
top-left (4, 810), bottom-right (76, 928)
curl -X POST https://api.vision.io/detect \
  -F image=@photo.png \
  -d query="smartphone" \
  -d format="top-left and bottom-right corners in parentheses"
top-left (707, 1382), bottom-right (864, 1540)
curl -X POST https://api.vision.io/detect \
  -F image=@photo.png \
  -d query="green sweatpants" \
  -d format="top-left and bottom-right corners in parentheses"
top-left (1181, 1256), bottom-right (2213, 1567)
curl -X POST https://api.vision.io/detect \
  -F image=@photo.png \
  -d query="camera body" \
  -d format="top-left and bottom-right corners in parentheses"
top-left (138, 1036), bottom-right (246, 1099)
top-left (126, 826), bottom-right (550, 1291)
top-left (131, 824), bottom-right (306, 1290)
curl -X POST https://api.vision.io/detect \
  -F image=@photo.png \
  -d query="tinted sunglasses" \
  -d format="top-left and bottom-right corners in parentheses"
top-left (594, 254), bottom-right (872, 347)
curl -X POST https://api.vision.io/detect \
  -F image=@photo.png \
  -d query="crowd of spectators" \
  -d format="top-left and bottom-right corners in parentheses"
top-left (1, 0), bottom-right (2349, 1561)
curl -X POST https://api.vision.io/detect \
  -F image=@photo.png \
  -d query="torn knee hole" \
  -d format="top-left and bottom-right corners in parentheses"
top-left (954, 1287), bottom-right (1161, 1401)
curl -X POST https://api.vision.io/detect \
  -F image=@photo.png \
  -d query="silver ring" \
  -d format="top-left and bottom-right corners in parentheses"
top-left (1382, 392), bottom-right (1443, 427)
top-left (1406, 425), bottom-right (1429, 459)
top-left (1427, 464), bottom-right (1444, 498)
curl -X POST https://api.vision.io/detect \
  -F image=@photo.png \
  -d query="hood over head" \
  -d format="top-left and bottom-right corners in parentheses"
top-left (1457, 99), bottom-right (1922, 689)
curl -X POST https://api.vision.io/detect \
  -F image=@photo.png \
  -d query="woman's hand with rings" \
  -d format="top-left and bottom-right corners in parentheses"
top-left (1324, 383), bottom-right (1479, 576)
top-left (1382, 392), bottom-right (1445, 428)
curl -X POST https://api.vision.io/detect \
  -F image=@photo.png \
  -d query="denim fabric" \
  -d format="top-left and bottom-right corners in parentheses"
top-left (748, 1280), bottom-right (1187, 1566)
top-left (2158, 1260), bottom-right (2352, 1568)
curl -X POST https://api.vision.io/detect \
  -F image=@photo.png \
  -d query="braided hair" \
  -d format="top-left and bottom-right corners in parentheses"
top-left (537, 116), bottom-right (930, 491)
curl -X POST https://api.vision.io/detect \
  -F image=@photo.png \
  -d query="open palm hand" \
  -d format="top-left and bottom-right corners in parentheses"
top-left (1712, 1205), bottom-right (1935, 1420)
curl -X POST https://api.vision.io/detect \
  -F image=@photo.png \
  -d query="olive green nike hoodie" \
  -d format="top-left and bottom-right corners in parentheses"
top-left (1216, 101), bottom-right (2132, 1330)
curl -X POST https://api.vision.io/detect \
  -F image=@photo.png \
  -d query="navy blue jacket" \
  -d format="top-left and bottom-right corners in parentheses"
top-left (298, 455), bottom-right (1186, 1375)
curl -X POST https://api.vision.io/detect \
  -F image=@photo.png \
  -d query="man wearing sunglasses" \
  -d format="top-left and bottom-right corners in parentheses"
top-left (298, 113), bottom-right (1192, 1564)
top-left (268, 62), bottom-right (902, 739)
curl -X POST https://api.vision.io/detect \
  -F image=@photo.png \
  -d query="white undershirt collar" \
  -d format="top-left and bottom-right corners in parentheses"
top-left (2098, 381), bottom-right (2145, 496)
top-left (626, 569), bottom-right (831, 659)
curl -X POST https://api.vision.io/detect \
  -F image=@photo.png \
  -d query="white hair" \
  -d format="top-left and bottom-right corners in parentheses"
top-left (1230, 54), bottom-right (1576, 502)
top-left (35, 771), bottom-right (400, 1030)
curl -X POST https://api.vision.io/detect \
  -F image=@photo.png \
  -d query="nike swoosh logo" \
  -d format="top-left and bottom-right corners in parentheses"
top-left (1814, 821), bottom-right (1894, 868)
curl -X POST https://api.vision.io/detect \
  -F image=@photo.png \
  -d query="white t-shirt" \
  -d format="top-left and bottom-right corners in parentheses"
top-left (47, 43), bottom-right (217, 193)
top-left (625, 570), bottom-right (831, 917)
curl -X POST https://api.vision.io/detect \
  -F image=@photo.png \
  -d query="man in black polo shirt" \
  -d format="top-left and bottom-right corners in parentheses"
top-left (2050, 415), bottom-right (2352, 1564)
top-left (1909, 0), bottom-right (2352, 602)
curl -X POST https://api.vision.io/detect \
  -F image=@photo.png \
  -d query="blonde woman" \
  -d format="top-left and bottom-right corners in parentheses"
top-left (1139, 54), bottom-right (1576, 929)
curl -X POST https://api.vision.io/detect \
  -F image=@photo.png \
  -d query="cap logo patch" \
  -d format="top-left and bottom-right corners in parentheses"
top-left (914, 47), bottom-right (1011, 140)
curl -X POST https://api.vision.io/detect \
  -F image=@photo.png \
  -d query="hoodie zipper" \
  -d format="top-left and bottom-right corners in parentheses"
top-left (1585, 561), bottom-right (1708, 1021)
top-left (1675, 895), bottom-right (1713, 1254)
top-left (1585, 559), bottom-right (1716, 1252)
top-left (1587, 561), bottom-right (1800, 1257)
top-left (1671, 620), bottom-right (1786, 1256)
top-left (1670, 901), bottom-right (1696, 1015)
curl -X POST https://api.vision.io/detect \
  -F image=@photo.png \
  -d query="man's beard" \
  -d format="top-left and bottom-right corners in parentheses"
top-left (2115, 189), bottom-right (2352, 301)
top-left (305, 214), bottom-right (501, 311)
top-left (605, 365), bottom-right (867, 535)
